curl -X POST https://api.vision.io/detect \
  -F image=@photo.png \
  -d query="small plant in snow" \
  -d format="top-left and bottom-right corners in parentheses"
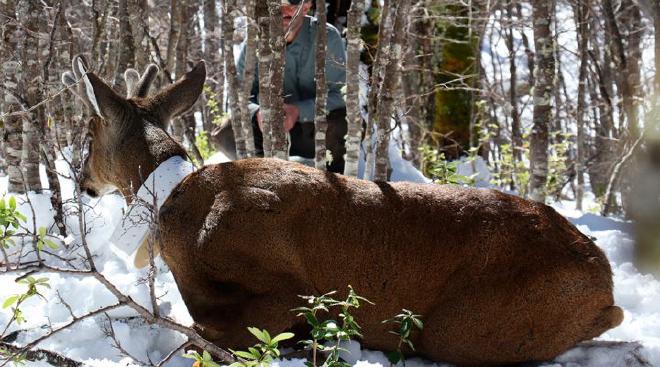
top-left (0, 196), bottom-right (27, 250)
top-left (183, 350), bottom-right (222, 367)
top-left (294, 286), bottom-right (373, 367)
top-left (419, 146), bottom-right (475, 186)
top-left (2, 276), bottom-right (50, 331)
top-left (227, 327), bottom-right (294, 367)
top-left (0, 346), bottom-right (27, 366)
top-left (382, 309), bottom-right (423, 366)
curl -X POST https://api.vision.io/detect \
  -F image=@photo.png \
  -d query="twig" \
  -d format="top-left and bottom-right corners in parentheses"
top-left (155, 340), bottom-right (192, 367)
top-left (103, 313), bottom-right (150, 365)
top-left (0, 303), bottom-right (124, 367)
top-left (601, 134), bottom-right (644, 216)
top-left (0, 341), bottom-right (83, 367)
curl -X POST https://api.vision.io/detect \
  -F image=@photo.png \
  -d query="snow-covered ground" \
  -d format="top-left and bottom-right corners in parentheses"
top-left (0, 154), bottom-right (658, 367)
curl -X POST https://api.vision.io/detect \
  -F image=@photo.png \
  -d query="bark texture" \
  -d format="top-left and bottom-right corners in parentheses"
top-left (528, 0), bottom-right (555, 202)
top-left (343, 0), bottom-right (365, 177)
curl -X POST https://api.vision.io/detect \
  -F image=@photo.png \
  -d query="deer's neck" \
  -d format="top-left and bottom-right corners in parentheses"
top-left (118, 123), bottom-right (189, 199)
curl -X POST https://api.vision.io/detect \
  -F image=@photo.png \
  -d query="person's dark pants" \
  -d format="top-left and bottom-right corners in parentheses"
top-left (213, 108), bottom-right (348, 173)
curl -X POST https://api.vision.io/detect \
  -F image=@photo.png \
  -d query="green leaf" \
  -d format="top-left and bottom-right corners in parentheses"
top-left (45, 239), bottom-right (59, 250)
top-left (233, 351), bottom-right (258, 360)
top-left (271, 332), bottom-right (294, 344)
top-left (16, 213), bottom-right (27, 222)
top-left (386, 351), bottom-right (402, 365)
top-left (303, 313), bottom-right (318, 327)
top-left (38, 227), bottom-right (46, 237)
top-left (247, 327), bottom-right (267, 343)
top-left (3, 295), bottom-right (18, 309)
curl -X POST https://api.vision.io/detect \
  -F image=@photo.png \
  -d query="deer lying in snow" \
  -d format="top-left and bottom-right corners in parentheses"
top-left (62, 56), bottom-right (623, 367)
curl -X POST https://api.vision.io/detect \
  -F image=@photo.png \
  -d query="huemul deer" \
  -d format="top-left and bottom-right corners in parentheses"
top-left (63, 56), bottom-right (623, 367)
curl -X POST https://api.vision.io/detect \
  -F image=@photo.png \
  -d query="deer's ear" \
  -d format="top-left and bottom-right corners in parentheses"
top-left (147, 61), bottom-right (206, 124)
top-left (75, 57), bottom-right (128, 122)
top-left (124, 68), bottom-right (140, 98)
top-left (133, 64), bottom-right (159, 98)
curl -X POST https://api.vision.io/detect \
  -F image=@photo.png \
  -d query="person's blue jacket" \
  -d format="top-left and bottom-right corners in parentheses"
top-left (236, 15), bottom-right (347, 123)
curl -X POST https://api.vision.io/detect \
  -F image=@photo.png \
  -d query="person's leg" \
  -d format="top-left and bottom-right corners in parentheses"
top-left (287, 109), bottom-right (347, 173)
top-left (288, 122), bottom-right (315, 159)
top-left (325, 108), bottom-right (347, 173)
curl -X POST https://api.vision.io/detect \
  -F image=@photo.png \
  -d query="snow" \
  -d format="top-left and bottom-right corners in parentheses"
top-left (0, 154), bottom-right (658, 367)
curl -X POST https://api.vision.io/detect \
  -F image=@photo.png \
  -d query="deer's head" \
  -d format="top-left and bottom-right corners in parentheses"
top-left (62, 56), bottom-right (206, 198)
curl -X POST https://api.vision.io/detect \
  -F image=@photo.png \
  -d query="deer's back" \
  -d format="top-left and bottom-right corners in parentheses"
top-left (158, 157), bottom-right (611, 299)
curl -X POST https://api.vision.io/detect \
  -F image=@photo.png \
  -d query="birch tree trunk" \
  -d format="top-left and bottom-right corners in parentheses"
top-left (656, 0), bottom-right (660, 103)
top-left (267, 0), bottom-right (288, 160)
top-left (574, 0), bottom-right (589, 210)
top-left (222, 0), bottom-right (248, 158)
top-left (372, 0), bottom-right (411, 181)
top-left (174, 0), bottom-right (204, 164)
top-left (343, 0), bottom-right (365, 177)
top-left (528, 0), bottom-right (555, 202)
top-left (314, 0), bottom-right (329, 170)
top-left (257, 14), bottom-right (274, 157)
top-left (401, 2), bottom-right (423, 168)
top-left (114, 0), bottom-right (136, 89)
top-left (166, 0), bottom-right (180, 75)
top-left (20, 0), bottom-right (43, 192)
top-left (506, 0), bottom-right (522, 162)
top-left (1, 0), bottom-right (24, 193)
top-left (656, 0), bottom-right (660, 102)
top-left (240, 0), bottom-right (257, 157)
top-left (365, 0), bottom-right (393, 180)
top-left (130, 0), bottom-right (150, 69)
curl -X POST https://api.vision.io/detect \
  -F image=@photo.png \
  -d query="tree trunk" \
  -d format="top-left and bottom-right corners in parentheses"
top-left (314, 0), bottom-right (329, 170)
top-left (400, 2), bottom-right (423, 169)
top-left (203, 0), bottom-right (220, 135)
top-left (267, 0), bottom-right (288, 160)
top-left (574, 0), bottom-right (589, 210)
top-left (528, 0), bottom-right (555, 202)
top-left (365, 0), bottom-right (393, 180)
top-left (130, 0), bottom-right (150, 69)
top-left (1, 0), bottom-right (24, 193)
top-left (223, 0), bottom-right (248, 158)
top-left (239, 0), bottom-right (257, 157)
top-left (114, 0), bottom-right (136, 89)
top-left (166, 0), bottom-right (180, 74)
top-left (506, 0), bottom-right (522, 162)
top-left (343, 0), bottom-right (364, 177)
top-left (431, 0), bottom-right (480, 159)
top-left (373, 0), bottom-right (412, 181)
top-left (257, 13), bottom-right (274, 157)
top-left (19, 0), bottom-right (43, 192)
top-left (174, 0), bottom-right (204, 164)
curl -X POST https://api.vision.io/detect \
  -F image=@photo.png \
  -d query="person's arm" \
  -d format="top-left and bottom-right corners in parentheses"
top-left (293, 25), bottom-right (347, 123)
top-left (236, 42), bottom-right (260, 118)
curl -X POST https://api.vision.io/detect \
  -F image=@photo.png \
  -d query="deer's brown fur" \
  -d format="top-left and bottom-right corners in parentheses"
top-left (64, 57), bottom-right (623, 367)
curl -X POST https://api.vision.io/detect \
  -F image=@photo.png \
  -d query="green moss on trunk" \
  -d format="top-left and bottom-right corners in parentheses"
top-left (432, 4), bottom-right (479, 157)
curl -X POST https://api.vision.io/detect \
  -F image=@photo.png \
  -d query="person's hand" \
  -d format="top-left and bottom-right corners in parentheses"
top-left (256, 104), bottom-right (298, 132)
top-left (256, 110), bottom-right (264, 131)
top-left (283, 104), bottom-right (299, 132)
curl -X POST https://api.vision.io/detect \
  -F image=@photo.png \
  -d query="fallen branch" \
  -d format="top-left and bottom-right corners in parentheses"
top-left (0, 341), bottom-right (83, 367)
